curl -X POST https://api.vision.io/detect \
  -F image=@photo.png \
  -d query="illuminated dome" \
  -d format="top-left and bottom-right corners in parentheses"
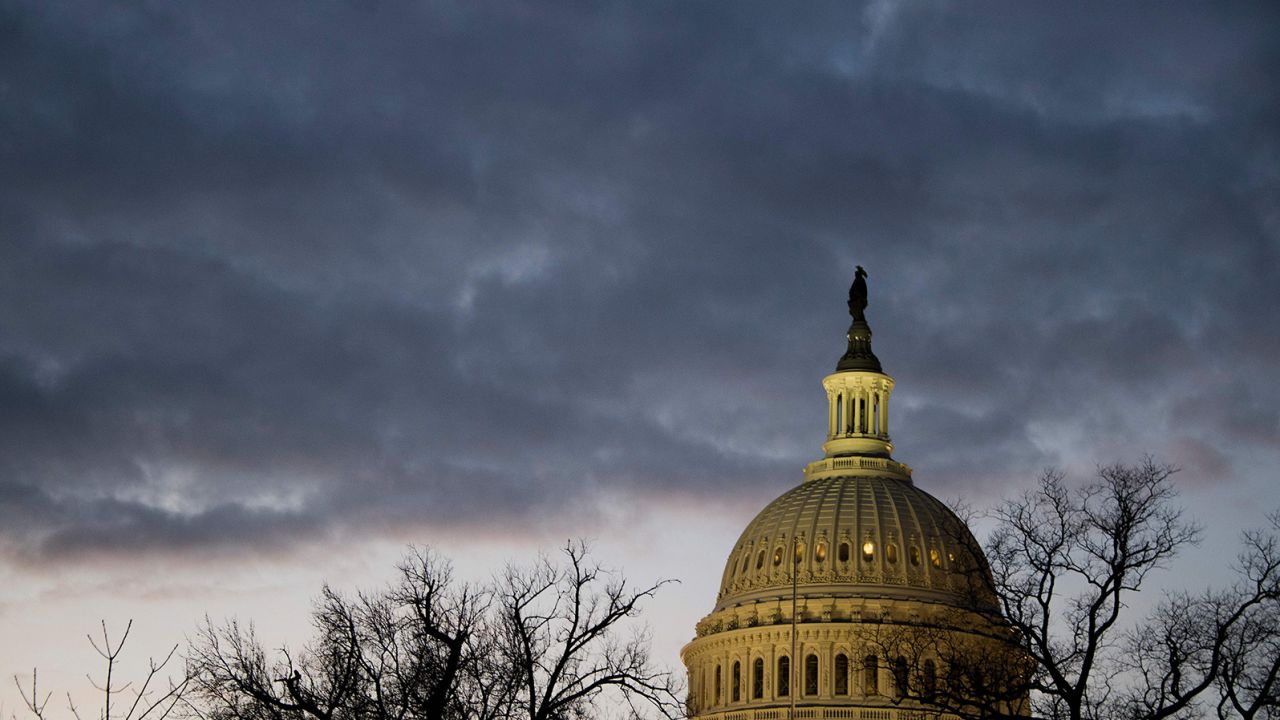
top-left (714, 474), bottom-right (991, 613)
top-left (681, 267), bottom-right (1022, 719)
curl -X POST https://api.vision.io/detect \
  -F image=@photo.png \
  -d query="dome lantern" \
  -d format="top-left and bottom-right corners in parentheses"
top-left (810, 266), bottom-right (910, 482)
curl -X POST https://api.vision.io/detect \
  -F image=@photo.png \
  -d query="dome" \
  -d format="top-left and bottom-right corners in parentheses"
top-left (714, 474), bottom-right (993, 613)
top-left (681, 268), bottom-right (1024, 719)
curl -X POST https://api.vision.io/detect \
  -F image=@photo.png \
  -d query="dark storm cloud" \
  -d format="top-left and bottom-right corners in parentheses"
top-left (1, 1), bottom-right (1276, 561)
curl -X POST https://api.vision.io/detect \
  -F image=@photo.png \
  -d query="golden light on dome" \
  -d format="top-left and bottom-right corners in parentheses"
top-left (862, 539), bottom-right (875, 559)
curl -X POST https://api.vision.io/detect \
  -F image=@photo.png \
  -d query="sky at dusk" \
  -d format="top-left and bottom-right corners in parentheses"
top-left (2, 1), bottom-right (1279, 709)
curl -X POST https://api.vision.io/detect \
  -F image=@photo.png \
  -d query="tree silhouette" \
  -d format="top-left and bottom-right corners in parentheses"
top-left (12, 620), bottom-right (188, 720)
top-left (188, 541), bottom-right (681, 720)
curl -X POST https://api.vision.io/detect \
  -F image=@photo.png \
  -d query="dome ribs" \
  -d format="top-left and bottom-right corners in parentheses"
top-left (711, 476), bottom-right (989, 612)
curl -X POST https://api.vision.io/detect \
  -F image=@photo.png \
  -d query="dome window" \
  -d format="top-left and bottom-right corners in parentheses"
top-left (756, 550), bottom-right (765, 570)
top-left (838, 542), bottom-right (850, 563)
top-left (886, 543), bottom-right (899, 564)
top-left (777, 656), bottom-right (791, 697)
top-left (794, 541), bottom-right (806, 565)
top-left (923, 659), bottom-right (937, 701)
top-left (893, 656), bottom-right (909, 699)
top-left (863, 654), bottom-right (878, 695)
top-left (753, 658), bottom-right (764, 699)
top-left (815, 542), bottom-right (828, 563)
top-left (732, 661), bottom-right (741, 702)
top-left (834, 653), bottom-right (850, 695)
top-left (862, 540), bottom-right (875, 562)
top-left (930, 548), bottom-right (941, 568)
top-left (805, 654), bottom-right (819, 696)
top-left (910, 546), bottom-right (921, 566)
top-left (772, 547), bottom-right (784, 567)
top-left (714, 665), bottom-right (721, 705)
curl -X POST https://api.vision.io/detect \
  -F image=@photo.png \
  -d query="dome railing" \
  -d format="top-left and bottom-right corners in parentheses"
top-left (803, 456), bottom-right (912, 482)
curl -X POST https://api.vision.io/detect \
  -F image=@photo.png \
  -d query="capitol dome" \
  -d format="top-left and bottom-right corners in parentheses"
top-left (714, 474), bottom-right (993, 614)
top-left (681, 267), bottom-right (1024, 719)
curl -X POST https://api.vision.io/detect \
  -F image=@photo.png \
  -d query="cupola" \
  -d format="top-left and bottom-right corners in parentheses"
top-left (809, 266), bottom-right (911, 482)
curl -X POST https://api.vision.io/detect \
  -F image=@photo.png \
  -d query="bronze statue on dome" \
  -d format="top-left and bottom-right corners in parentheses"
top-left (848, 265), bottom-right (868, 320)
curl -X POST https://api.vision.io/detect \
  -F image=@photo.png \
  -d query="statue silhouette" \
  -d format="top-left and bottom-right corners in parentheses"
top-left (848, 265), bottom-right (868, 320)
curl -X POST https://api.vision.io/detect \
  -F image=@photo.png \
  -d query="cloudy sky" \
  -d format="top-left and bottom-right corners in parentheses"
top-left (2, 0), bottom-right (1278, 705)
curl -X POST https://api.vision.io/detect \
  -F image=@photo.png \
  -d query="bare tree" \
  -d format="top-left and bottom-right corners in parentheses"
top-left (919, 458), bottom-right (1280, 720)
top-left (494, 540), bottom-right (682, 720)
top-left (979, 459), bottom-right (1204, 720)
top-left (188, 542), bottom-right (682, 720)
top-left (1215, 513), bottom-right (1280, 720)
top-left (189, 547), bottom-right (487, 720)
top-left (12, 620), bottom-right (188, 720)
top-left (1108, 510), bottom-right (1280, 720)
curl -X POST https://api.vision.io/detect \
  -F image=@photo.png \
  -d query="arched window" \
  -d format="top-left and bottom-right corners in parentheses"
top-left (777, 656), bottom-right (790, 697)
top-left (815, 542), bottom-right (828, 563)
top-left (714, 665), bottom-right (721, 704)
top-left (862, 539), bottom-right (875, 562)
top-left (894, 656), bottom-right (909, 699)
top-left (834, 654), bottom-right (849, 695)
top-left (930, 548), bottom-right (941, 568)
top-left (863, 654), bottom-right (878, 695)
top-left (910, 546), bottom-right (921, 566)
top-left (741, 552), bottom-right (750, 574)
top-left (753, 658), bottom-right (764, 699)
top-left (835, 393), bottom-right (843, 434)
top-left (923, 659), bottom-right (937, 701)
top-left (772, 547), bottom-right (783, 567)
top-left (839, 542), bottom-right (850, 563)
top-left (887, 543), bottom-right (899, 564)
top-left (805, 654), bottom-right (819, 696)
top-left (757, 550), bottom-right (766, 570)
top-left (732, 661), bottom-right (741, 702)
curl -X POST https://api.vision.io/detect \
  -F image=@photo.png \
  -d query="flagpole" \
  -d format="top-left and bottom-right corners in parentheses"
top-left (790, 534), bottom-right (798, 720)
